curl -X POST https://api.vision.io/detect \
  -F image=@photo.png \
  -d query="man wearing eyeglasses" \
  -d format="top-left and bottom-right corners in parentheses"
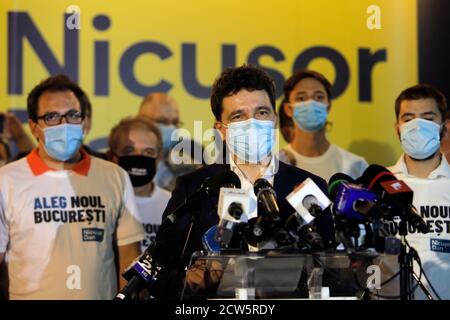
top-left (0, 75), bottom-right (144, 299)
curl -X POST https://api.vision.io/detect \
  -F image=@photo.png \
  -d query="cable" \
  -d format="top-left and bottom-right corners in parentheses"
top-left (352, 270), bottom-right (420, 300)
top-left (405, 240), bottom-right (442, 300)
top-left (380, 271), bottom-right (400, 286)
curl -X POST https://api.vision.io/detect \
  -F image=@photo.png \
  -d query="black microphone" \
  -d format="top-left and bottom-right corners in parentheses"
top-left (250, 179), bottom-right (280, 242)
top-left (114, 243), bottom-right (162, 300)
top-left (284, 213), bottom-right (324, 251)
top-left (163, 170), bottom-right (241, 224)
top-left (358, 164), bottom-right (429, 233)
top-left (254, 178), bottom-right (280, 218)
top-left (302, 195), bottom-right (323, 218)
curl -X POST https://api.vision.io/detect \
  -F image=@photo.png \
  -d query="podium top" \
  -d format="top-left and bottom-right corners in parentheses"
top-left (182, 250), bottom-right (394, 300)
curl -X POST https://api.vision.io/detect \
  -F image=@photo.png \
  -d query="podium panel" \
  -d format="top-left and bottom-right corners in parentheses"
top-left (182, 250), bottom-right (399, 300)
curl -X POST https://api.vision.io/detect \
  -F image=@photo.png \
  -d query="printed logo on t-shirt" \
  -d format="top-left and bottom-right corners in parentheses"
top-left (430, 239), bottom-right (450, 253)
top-left (141, 223), bottom-right (159, 249)
top-left (33, 196), bottom-right (107, 224)
top-left (382, 205), bottom-right (450, 235)
top-left (82, 228), bottom-right (105, 242)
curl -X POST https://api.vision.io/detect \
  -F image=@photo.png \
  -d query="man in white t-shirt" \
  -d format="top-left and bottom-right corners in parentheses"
top-left (0, 75), bottom-right (144, 300)
top-left (108, 117), bottom-right (171, 253)
top-left (280, 70), bottom-right (368, 182)
top-left (385, 84), bottom-right (450, 299)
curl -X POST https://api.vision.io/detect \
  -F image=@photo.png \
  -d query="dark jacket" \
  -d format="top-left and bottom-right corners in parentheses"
top-left (151, 161), bottom-right (335, 299)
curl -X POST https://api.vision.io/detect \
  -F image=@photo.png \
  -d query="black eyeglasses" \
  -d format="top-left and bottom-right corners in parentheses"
top-left (36, 110), bottom-right (84, 126)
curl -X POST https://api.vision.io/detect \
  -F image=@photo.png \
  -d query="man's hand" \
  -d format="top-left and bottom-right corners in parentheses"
top-left (117, 242), bottom-right (141, 291)
top-left (185, 259), bottom-right (223, 292)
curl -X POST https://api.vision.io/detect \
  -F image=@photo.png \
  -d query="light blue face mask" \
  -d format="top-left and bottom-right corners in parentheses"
top-left (400, 118), bottom-right (441, 160)
top-left (225, 118), bottom-right (275, 164)
top-left (157, 124), bottom-right (177, 154)
top-left (292, 99), bottom-right (328, 132)
top-left (43, 123), bottom-right (84, 161)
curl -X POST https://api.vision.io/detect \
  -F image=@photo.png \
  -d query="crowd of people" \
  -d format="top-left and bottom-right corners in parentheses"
top-left (0, 65), bottom-right (449, 300)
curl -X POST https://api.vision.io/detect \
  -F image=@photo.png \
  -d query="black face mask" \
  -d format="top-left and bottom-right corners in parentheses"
top-left (118, 155), bottom-right (156, 187)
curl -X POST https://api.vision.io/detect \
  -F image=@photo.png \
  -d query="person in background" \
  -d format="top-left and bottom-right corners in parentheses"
top-left (280, 69), bottom-right (368, 181)
top-left (0, 140), bottom-right (10, 168)
top-left (386, 84), bottom-right (450, 299)
top-left (0, 140), bottom-right (8, 299)
top-left (0, 74), bottom-right (144, 299)
top-left (138, 92), bottom-right (202, 191)
top-left (441, 107), bottom-right (450, 162)
top-left (278, 97), bottom-right (295, 144)
top-left (108, 116), bottom-right (171, 253)
top-left (0, 112), bottom-right (35, 160)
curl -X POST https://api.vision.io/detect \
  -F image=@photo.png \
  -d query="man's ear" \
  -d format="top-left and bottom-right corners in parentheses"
top-left (82, 118), bottom-right (91, 136)
top-left (214, 121), bottom-right (227, 140)
top-left (284, 101), bottom-right (293, 118)
top-left (395, 122), bottom-right (401, 139)
top-left (28, 119), bottom-right (39, 141)
top-left (440, 120), bottom-right (448, 140)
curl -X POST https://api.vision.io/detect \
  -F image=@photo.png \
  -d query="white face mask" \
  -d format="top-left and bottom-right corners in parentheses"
top-left (400, 118), bottom-right (442, 160)
top-left (292, 99), bottom-right (328, 132)
top-left (224, 118), bottom-right (275, 164)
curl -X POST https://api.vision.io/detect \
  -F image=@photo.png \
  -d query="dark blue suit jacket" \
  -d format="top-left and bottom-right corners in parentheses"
top-left (151, 161), bottom-right (336, 299)
top-left (155, 161), bottom-right (335, 268)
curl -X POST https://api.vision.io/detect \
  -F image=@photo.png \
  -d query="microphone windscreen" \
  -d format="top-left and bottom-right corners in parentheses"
top-left (328, 173), bottom-right (354, 201)
top-left (356, 164), bottom-right (396, 191)
top-left (253, 178), bottom-right (272, 197)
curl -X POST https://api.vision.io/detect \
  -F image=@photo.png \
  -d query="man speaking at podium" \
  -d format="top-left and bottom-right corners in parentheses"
top-left (151, 65), bottom-right (335, 299)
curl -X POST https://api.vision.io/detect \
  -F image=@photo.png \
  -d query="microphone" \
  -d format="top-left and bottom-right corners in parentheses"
top-left (250, 179), bottom-right (280, 242)
top-left (253, 178), bottom-right (280, 218)
top-left (358, 164), bottom-right (429, 234)
top-left (328, 173), bottom-right (380, 222)
top-left (114, 243), bottom-right (162, 300)
top-left (163, 170), bottom-right (241, 224)
top-left (203, 225), bottom-right (221, 253)
top-left (282, 178), bottom-right (331, 251)
top-left (284, 212), bottom-right (324, 251)
top-left (215, 188), bottom-right (249, 247)
top-left (286, 177), bottom-right (331, 224)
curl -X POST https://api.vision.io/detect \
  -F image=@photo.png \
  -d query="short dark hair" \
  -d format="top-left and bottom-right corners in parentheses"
top-left (395, 84), bottom-right (447, 121)
top-left (283, 69), bottom-right (332, 102)
top-left (27, 74), bottom-right (87, 122)
top-left (210, 65), bottom-right (276, 121)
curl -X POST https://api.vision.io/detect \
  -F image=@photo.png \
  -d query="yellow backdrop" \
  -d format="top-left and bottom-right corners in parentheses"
top-left (0, 0), bottom-right (418, 166)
